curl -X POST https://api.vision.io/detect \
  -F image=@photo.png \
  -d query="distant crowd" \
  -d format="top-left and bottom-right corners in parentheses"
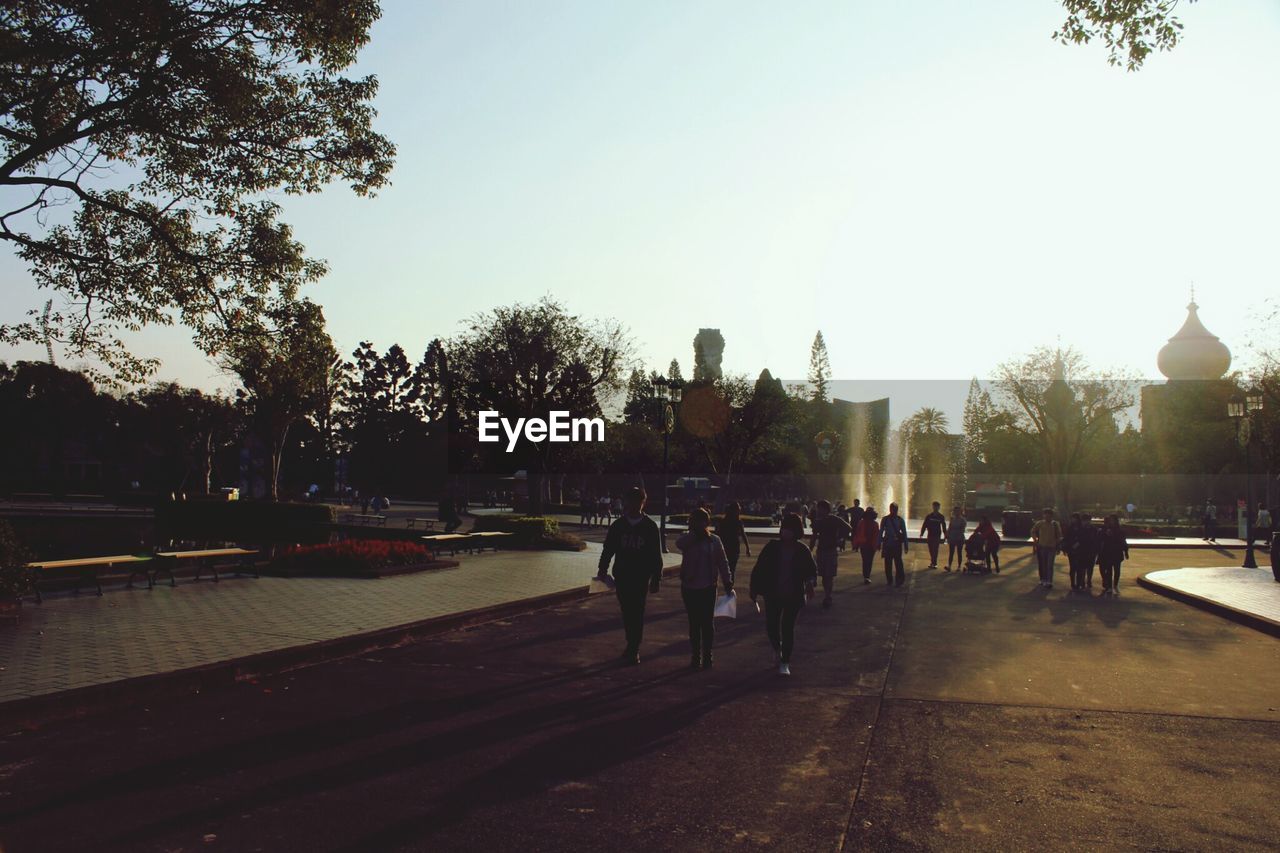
top-left (595, 488), bottom-right (1152, 678)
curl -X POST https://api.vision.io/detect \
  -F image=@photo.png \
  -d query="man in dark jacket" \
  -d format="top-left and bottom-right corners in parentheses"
top-left (597, 486), bottom-right (663, 665)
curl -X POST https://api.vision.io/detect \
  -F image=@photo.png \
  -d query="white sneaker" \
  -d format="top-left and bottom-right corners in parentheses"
top-left (779, 662), bottom-right (791, 676)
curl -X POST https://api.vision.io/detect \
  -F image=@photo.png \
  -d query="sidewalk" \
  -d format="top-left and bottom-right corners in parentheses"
top-left (0, 544), bottom-right (680, 709)
top-left (1141, 565), bottom-right (1280, 635)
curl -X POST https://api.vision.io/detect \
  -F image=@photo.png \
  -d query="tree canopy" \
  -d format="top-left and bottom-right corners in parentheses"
top-left (1054, 0), bottom-right (1197, 70)
top-left (0, 0), bottom-right (394, 380)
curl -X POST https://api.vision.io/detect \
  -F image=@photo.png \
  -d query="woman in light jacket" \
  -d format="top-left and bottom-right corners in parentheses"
top-left (749, 513), bottom-right (817, 677)
top-left (676, 507), bottom-right (734, 671)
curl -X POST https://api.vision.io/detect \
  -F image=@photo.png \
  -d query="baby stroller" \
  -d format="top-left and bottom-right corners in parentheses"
top-left (963, 532), bottom-right (990, 573)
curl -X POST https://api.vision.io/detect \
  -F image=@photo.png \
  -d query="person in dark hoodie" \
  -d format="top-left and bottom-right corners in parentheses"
top-left (1097, 513), bottom-right (1130, 595)
top-left (750, 513), bottom-right (817, 677)
top-left (1075, 513), bottom-right (1100, 591)
top-left (597, 487), bottom-right (664, 665)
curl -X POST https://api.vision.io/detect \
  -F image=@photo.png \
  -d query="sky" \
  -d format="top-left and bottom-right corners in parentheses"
top-left (2, 0), bottom-right (1279, 426)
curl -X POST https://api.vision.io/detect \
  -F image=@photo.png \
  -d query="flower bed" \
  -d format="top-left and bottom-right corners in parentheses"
top-left (273, 540), bottom-right (441, 578)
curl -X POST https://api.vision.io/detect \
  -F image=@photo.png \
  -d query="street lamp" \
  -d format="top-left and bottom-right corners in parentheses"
top-left (1229, 391), bottom-right (1263, 569)
top-left (653, 377), bottom-right (681, 553)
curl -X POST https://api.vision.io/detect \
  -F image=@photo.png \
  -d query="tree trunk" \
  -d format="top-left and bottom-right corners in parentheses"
top-left (268, 422), bottom-right (292, 503)
top-left (200, 431), bottom-right (213, 496)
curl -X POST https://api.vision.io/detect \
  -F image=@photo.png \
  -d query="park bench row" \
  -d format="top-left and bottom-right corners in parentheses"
top-left (25, 548), bottom-right (259, 603)
top-left (420, 531), bottom-right (512, 556)
top-left (339, 514), bottom-right (441, 530)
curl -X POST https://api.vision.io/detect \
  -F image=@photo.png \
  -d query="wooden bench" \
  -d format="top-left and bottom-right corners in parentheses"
top-left (421, 533), bottom-right (473, 556)
top-left (153, 548), bottom-right (260, 585)
top-left (360, 514), bottom-right (388, 527)
top-left (26, 554), bottom-right (154, 603)
top-left (405, 518), bottom-right (437, 531)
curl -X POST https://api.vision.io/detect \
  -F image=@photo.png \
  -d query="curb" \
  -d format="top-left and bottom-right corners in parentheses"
top-left (0, 584), bottom-right (596, 734)
top-left (1137, 573), bottom-right (1280, 638)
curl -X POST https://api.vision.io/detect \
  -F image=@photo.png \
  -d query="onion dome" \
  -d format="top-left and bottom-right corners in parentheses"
top-left (1157, 300), bottom-right (1231, 380)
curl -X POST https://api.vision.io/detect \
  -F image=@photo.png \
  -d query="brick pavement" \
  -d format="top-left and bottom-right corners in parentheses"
top-left (0, 544), bottom-right (679, 705)
top-left (1142, 565), bottom-right (1280, 630)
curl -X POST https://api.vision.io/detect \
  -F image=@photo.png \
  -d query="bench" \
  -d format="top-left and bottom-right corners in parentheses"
top-left (360, 514), bottom-right (387, 527)
top-left (405, 518), bottom-right (437, 531)
top-left (421, 533), bottom-right (473, 556)
top-left (153, 548), bottom-right (261, 585)
top-left (26, 555), bottom-right (154, 603)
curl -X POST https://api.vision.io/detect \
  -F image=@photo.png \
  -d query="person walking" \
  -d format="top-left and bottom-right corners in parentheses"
top-left (1063, 513), bottom-right (1084, 591)
top-left (579, 493), bottom-right (593, 528)
top-left (676, 508), bottom-right (734, 670)
top-left (749, 513), bottom-right (817, 677)
top-left (851, 507), bottom-right (880, 584)
top-left (809, 500), bottom-right (852, 608)
top-left (1252, 502), bottom-right (1272, 549)
top-left (848, 498), bottom-right (865, 533)
top-left (880, 502), bottom-right (909, 588)
top-left (1076, 513), bottom-right (1100, 590)
top-left (714, 502), bottom-right (752, 584)
top-left (920, 501), bottom-right (947, 570)
top-left (1203, 500), bottom-right (1218, 542)
top-left (1097, 513), bottom-right (1130, 595)
top-left (597, 487), bottom-right (664, 665)
top-left (1030, 508), bottom-right (1063, 588)
top-left (945, 507), bottom-right (967, 571)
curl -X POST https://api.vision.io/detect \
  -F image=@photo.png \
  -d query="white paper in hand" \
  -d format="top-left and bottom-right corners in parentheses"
top-left (589, 575), bottom-right (616, 594)
top-left (714, 590), bottom-right (737, 619)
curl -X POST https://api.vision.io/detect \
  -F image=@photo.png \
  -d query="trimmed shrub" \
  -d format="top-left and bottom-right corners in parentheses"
top-left (0, 520), bottom-right (34, 599)
top-left (274, 540), bottom-right (435, 577)
top-left (156, 500), bottom-right (335, 542)
top-left (471, 514), bottom-right (586, 551)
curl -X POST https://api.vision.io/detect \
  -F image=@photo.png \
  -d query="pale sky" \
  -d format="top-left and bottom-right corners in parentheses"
top-left (3, 0), bottom-right (1279, 412)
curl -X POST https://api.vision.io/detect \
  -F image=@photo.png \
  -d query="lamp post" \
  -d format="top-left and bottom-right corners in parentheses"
top-left (653, 377), bottom-right (681, 553)
top-left (1229, 391), bottom-right (1264, 569)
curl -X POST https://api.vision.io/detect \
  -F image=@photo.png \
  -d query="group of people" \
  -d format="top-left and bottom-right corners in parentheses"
top-left (596, 489), bottom-right (963, 678)
top-left (579, 494), bottom-right (624, 527)
top-left (1201, 500), bottom-right (1275, 546)
top-left (1029, 508), bottom-right (1131, 594)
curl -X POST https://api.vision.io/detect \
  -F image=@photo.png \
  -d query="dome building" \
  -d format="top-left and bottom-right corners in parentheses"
top-left (1156, 299), bottom-right (1232, 380)
top-left (1140, 295), bottom-right (1238, 507)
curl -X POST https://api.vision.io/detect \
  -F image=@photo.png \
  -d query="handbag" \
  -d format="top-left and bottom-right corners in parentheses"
top-left (714, 590), bottom-right (737, 619)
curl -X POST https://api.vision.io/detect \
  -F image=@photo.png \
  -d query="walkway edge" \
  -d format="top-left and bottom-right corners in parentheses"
top-left (0, 563), bottom-right (685, 734)
top-left (0, 585), bottom-right (590, 733)
top-left (1137, 572), bottom-right (1280, 638)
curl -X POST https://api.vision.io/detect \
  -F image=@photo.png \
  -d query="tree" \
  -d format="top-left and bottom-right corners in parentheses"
top-left (339, 340), bottom-right (436, 493)
top-left (446, 297), bottom-right (631, 513)
top-left (681, 372), bottom-right (791, 485)
top-left (622, 368), bottom-right (661, 426)
top-left (131, 382), bottom-right (237, 496)
top-left (991, 347), bottom-right (1135, 512)
top-left (667, 359), bottom-right (684, 383)
top-left (1054, 0), bottom-right (1197, 70)
top-left (223, 299), bottom-right (337, 501)
top-left (0, 1), bottom-right (394, 380)
top-left (808, 331), bottom-right (831, 403)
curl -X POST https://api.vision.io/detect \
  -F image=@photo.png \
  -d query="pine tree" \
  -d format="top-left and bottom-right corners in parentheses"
top-left (808, 331), bottom-right (831, 402)
top-left (667, 359), bottom-right (684, 383)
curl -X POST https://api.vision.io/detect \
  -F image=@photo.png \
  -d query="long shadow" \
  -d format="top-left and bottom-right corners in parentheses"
top-left (106, 665), bottom-right (742, 847)
top-left (0, 650), bottom-right (647, 822)
top-left (331, 674), bottom-right (769, 852)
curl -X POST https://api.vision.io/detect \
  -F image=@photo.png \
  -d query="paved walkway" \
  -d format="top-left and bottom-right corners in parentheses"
top-left (1142, 565), bottom-right (1280, 631)
top-left (0, 547), bottom-right (1275, 852)
top-left (0, 545), bottom-right (679, 706)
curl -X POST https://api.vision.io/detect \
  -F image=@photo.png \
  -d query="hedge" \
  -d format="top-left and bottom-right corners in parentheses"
top-left (155, 500), bottom-right (335, 541)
